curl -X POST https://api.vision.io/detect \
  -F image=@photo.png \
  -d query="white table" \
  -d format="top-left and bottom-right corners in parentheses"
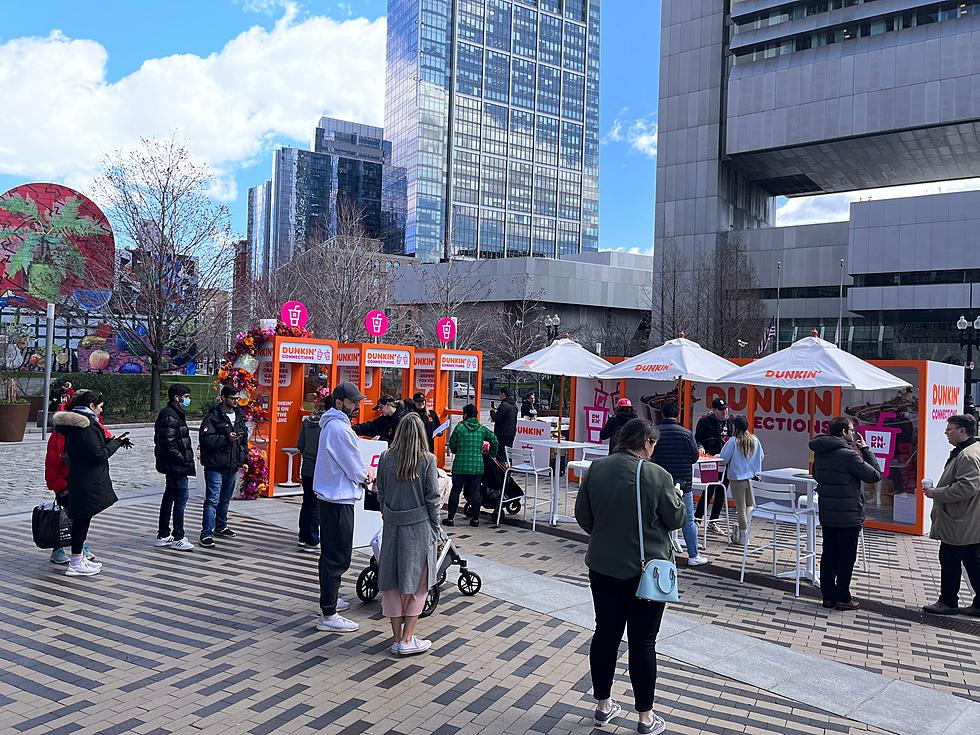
top-left (526, 439), bottom-right (596, 526)
top-left (758, 467), bottom-right (820, 584)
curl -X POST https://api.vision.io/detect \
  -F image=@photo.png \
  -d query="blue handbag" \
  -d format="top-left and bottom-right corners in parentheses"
top-left (634, 459), bottom-right (679, 603)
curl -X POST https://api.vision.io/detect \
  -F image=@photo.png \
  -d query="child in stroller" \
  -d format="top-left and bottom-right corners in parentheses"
top-left (356, 528), bottom-right (482, 617)
top-left (462, 454), bottom-right (524, 525)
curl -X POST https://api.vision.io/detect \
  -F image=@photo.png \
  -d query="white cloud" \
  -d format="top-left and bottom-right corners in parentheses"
top-left (605, 108), bottom-right (658, 159)
top-left (776, 178), bottom-right (980, 226)
top-left (0, 9), bottom-right (386, 199)
top-left (601, 243), bottom-right (655, 257)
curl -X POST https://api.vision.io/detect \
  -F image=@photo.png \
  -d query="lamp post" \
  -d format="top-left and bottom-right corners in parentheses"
top-left (544, 313), bottom-right (561, 341)
top-left (957, 315), bottom-right (980, 417)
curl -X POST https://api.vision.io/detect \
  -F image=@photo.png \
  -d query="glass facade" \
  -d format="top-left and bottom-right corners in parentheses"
top-left (384, 0), bottom-right (600, 261)
top-left (246, 180), bottom-right (272, 286)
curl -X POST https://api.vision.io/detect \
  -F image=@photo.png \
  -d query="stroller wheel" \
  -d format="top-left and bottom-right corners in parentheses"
top-left (437, 570), bottom-right (447, 586)
top-left (504, 500), bottom-right (522, 515)
top-left (420, 584), bottom-right (440, 617)
top-left (356, 566), bottom-right (379, 602)
top-left (457, 571), bottom-right (482, 596)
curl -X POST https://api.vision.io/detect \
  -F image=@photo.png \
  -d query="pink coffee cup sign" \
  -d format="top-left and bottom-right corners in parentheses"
top-left (437, 317), bottom-right (457, 344)
top-left (365, 310), bottom-right (389, 337)
top-left (280, 301), bottom-right (309, 329)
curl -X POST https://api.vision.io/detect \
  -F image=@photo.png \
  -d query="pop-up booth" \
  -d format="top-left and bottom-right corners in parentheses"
top-left (574, 359), bottom-right (965, 535)
top-left (413, 348), bottom-right (483, 468)
top-left (337, 342), bottom-right (416, 412)
top-left (250, 335), bottom-right (338, 496)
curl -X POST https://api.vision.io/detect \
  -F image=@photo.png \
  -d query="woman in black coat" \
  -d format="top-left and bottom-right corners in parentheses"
top-left (54, 390), bottom-right (130, 577)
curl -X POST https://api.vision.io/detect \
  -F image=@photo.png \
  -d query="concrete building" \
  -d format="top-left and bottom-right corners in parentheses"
top-left (656, 0), bottom-right (980, 361)
top-left (384, 0), bottom-right (601, 263)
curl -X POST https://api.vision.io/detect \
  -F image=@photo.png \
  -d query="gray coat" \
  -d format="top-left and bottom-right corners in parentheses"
top-left (376, 450), bottom-right (441, 595)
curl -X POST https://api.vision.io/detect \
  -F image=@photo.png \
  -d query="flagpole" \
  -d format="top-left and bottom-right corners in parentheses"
top-left (836, 257), bottom-right (845, 347)
top-left (775, 260), bottom-right (782, 353)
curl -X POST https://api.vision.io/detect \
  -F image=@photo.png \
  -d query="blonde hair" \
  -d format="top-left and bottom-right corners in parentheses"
top-left (389, 412), bottom-right (430, 481)
top-left (734, 417), bottom-right (756, 458)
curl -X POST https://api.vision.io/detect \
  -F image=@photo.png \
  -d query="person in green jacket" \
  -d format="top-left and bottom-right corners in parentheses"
top-left (575, 418), bottom-right (685, 735)
top-left (444, 404), bottom-right (498, 528)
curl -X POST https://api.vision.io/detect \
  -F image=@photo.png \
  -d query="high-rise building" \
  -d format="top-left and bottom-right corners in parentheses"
top-left (264, 117), bottom-right (396, 276)
top-left (246, 180), bottom-right (272, 287)
top-left (384, 0), bottom-right (601, 263)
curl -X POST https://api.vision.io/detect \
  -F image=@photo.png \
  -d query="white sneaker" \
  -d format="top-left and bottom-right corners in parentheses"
top-left (170, 538), bottom-right (194, 552)
top-left (336, 598), bottom-right (350, 612)
top-left (390, 641), bottom-right (401, 655)
top-left (66, 560), bottom-right (100, 577)
top-left (397, 636), bottom-right (432, 655)
top-left (316, 613), bottom-right (358, 633)
top-left (84, 558), bottom-right (103, 570)
top-left (707, 520), bottom-right (726, 536)
top-left (688, 556), bottom-right (709, 567)
top-left (154, 535), bottom-right (174, 547)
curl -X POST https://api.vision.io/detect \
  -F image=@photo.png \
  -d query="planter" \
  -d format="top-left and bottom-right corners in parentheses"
top-left (26, 395), bottom-right (46, 416)
top-left (0, 403), bottom-right (31, 442)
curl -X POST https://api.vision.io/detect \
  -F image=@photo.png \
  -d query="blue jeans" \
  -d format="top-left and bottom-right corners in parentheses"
top-left (681, 489), bottom-right (700, 560)
top-left (202, 470), bottom-right (237, 539)
top-left (159, 474), bottom-right (190, 541)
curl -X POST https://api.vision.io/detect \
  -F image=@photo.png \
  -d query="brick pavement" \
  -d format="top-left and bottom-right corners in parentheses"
top-left (1, 499), bottom-right (894, 735)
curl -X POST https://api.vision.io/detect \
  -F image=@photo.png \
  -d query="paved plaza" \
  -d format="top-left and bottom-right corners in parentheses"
top-left (1, 442), bottom-right (978, 735)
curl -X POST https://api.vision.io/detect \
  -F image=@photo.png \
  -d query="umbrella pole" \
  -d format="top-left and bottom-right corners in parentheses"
top-left (808, 387), bottom-right (816, 473)
top-left (558, 374), bottom-right (565, 444)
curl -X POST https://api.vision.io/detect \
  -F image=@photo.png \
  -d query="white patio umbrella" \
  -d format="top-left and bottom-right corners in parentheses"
top-left (503, 338), bottom-right (612, 442)
top-left (720, 335), bottom-right (910, 391)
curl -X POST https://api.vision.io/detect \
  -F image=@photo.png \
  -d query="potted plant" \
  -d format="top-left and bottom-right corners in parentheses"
top-left (0, 376), bottom-right (30, 442)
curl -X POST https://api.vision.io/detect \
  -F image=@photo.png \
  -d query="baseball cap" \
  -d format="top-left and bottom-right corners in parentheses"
top-left (712, 397), bottom-right (728, 410)
top-left (615, 398), bottom-right (632, 408)
top-left (412, 392), bottom-right (426, 402)
top-left (374, 394), bottom-right (396, 411)
top-left (332, 382), bottom-right (367, 403)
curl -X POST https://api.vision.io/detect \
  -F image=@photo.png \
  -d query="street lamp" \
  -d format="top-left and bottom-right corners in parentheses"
top-left (737, 339), bottom-right (748, 358)
top-left (956, 314), bottom-right (980, 416)
top-left (544, 313), bottom-right (561, 341)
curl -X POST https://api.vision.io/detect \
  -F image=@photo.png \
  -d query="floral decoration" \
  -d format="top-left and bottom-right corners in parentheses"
top-left (215, 320), bottom-right (313, 500)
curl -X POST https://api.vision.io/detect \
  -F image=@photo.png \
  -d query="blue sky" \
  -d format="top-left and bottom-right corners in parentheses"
top-left (0, 0), bottom-right (662, 253)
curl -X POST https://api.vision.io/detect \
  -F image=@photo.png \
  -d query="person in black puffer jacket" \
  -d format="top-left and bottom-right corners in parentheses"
top-left (600, 399), bottom-right (637, 453)
top-left (198, 386), bottom-right (250, 546)
top-left (353, 395), bottom-right (405, 445)
top-left (810, 416), bottom-right (881, 611)
top-left (154, 383), bottom-right (197, 551)
top-left (652, 402), bottom-right (705, 564)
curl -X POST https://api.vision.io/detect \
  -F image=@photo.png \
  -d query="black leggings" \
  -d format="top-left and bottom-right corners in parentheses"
top-left (589, 569), bottom-right (666, 712)
top-left (447, 473), bottom-right (482, 520)
top-left (70, 517), bottom-right (92, 555)
top-left (695, 485), bottom-right (725, 521)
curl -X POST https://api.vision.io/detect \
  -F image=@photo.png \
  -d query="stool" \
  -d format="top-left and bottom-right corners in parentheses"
top-left (279, 448), bottom-right (302, 489)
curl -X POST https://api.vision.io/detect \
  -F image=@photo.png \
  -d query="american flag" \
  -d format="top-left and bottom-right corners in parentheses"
top-left (757, 316), bottom-right (776, 356)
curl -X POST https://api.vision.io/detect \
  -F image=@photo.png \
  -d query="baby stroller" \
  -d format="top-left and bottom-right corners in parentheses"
top-left (464, 454), bottom-right (524, 522)
top-left (355, 528), bottom-right (482, 617)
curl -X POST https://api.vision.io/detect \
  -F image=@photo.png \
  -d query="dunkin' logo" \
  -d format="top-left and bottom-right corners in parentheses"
top-left (932, 384), bottom-right (961, 406)
top-left (763, 369), bottom-right (822, 380)
top-left (634, 363), bottom-right (670, 374)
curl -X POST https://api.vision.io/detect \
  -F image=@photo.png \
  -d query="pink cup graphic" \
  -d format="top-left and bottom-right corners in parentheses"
top-left (279, 301), bottom-right (309, 329)
top-left (365, 310), bottom-right (389, 337)
top-left (437, 317), bottom-right (456, 344)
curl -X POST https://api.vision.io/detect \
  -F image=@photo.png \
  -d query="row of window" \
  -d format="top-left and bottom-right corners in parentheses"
top-left (853, 268), bottom-right (980, 287)
top-left (734, 0), bottom-right (876, 33)
top-left (451, 205), bottom-right (583, 258)
top-left (465, 4), bottom-right (587, 72)
top-left (451, 152), bottom-right (583, 218)
top-left (734, 2), bottom-right (980, 63)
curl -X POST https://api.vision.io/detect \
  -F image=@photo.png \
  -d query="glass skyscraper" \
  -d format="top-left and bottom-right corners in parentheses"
top-left (385, 0), bottom-right (600, 263)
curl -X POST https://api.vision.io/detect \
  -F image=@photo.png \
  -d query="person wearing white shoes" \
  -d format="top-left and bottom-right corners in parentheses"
top-left (55, 390), bottom-right (131, 577)
top-left (153, 384), bottom-right (197, 552)
top-left (377, 413), bottom-right (440, 656)
top-left (313, 382), bottom-right (373, 633)
top-left (719, 416), bottom-right (765, 547)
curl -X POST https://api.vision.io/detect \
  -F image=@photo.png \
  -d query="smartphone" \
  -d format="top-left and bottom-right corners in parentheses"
top-left (491, 401), bottom-right (496, 408)
top-left (118, 432), bottom-right (130, 440)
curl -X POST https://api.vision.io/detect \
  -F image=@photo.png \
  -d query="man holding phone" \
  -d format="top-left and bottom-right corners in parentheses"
top-left (199, 385), bottom-right (250, 547)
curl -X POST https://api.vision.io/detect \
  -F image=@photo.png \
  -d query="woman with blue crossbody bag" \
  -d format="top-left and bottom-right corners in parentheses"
top-left (575, 418), bottom-right (686, 735)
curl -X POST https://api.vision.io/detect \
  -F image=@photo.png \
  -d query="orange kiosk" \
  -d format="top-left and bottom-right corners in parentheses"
top-left (251, 335), bottom-right (338, 497)
top-left (412, 348), bottom-right (483, 468)
top-left (336, 342), bottom-right (416, 413)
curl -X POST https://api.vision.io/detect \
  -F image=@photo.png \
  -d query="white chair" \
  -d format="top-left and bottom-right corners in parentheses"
top-left (739, 480), bottom-right (817, 597)
top-left (693, 461), bottom-right (731, 549)
top-left (497, 446), bottom-right (553, 530)
top-left (563, 445), bottom-right (608, 514)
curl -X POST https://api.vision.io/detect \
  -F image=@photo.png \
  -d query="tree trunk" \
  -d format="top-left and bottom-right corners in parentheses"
top-left (150, 361), bottom-right (162, 413)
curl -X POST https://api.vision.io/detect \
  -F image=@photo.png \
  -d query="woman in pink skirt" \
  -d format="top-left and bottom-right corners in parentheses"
top-left (376, 412), bottom-right (441, 655)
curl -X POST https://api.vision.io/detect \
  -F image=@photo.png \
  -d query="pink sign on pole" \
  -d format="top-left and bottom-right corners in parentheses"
top-left (437, 317), bottom-right (457, 344)
top-left (365, 310), bottom-right (389, 338)
top-left (280, 301), bottom-right (309, 329)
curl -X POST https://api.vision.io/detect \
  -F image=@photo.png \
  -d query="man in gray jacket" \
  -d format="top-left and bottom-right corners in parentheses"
top-left (922, 414), bottom-right (980, 616)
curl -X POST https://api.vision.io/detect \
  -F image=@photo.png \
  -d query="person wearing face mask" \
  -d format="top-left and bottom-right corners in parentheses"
top-left (314, 381), bottom-right (374, 633)
top-left (153, 384), bottom-right (197, 551)
top-left (198, 385), bottom-right (250, 548)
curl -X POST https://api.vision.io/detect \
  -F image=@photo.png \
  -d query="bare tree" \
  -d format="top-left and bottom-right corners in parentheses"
top-left (650, 235), bottom-right (692, 346)
top-left (482, 277), bottom-right (546, 370)
top-left (712, 232), bottom-right (766, 357)
top-left (91, 135), bottom-right (232, 411)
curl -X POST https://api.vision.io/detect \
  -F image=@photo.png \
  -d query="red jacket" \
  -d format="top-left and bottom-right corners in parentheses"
top-left (45, 419), bottom-right (112, 493)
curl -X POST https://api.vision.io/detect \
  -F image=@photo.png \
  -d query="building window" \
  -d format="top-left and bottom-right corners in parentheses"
top-left (510, 109), bottom-right (535, 160)
top-left (564, 0), bottom-right (586, 23)
top-left (513, 5), bottom-right (538, 58)
top-left (561, 71), bottom-right (585, 121)
top-left (539, 14), bottom-right (562, 66)
top-left (481, 156), bottom-right (508, 209)
top-left (487, 0), bottom-right (512, 52)
top-left (558, 170), bottom-right (581, 219)
top-left (537, 65), bottom-right (561, 116)
top-left (479, 208), bottom-right (505, 257)
top-left (457, 0), bottom-right (486, 44)
top-left (507, 213), bottom-right (531, 256)
top-left (509, 161), bottom-right (533, 212)
top-left (452, 204), bottom-right (479, 257)
top-left (532, 216), bottom-right (556, 257)
top-left (557, 220), bottom-right (580, 256)
top-left (560, 120), bottom-right (583, 170)
top-left (456, 43), bottom-right (484, 96)
top-left (452, 151), bottom-right (481, 204)
top-left (533, 166), bottom-right (558, 217)
top-left (535, 115), bottom-right (559, 166)
top-left (483, 103), bottom-right (509, 156)
top-left (453, 96), bottom-right (481, 151)
top-left (562, 21), bottom-right (586, 72)
top-left (485, 51), bottom-right (510, 103)
top-left (511, 58), bottom-right (536, 109)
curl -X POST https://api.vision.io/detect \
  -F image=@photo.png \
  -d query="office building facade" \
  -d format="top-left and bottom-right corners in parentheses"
top-left (656, 0), bottom-right (980, 360)
top-left (246, 180), bottom-right (272, 287)
top-left (385, 0), bottom-right (601, 263)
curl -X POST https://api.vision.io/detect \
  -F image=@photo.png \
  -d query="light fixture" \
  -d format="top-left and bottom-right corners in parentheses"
top-left (974, 316), bottom-right (980, 331)
top-left (958, 316), bottom-right (969, 330)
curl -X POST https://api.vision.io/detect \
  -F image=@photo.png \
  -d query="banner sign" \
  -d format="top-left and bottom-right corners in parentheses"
top-left (337, 347), bottom-right (360, 366)
top-left (439, 352), bottom-right (479, 372)
top-left (516, 419), bottom-right (551, 466)
top-left (365, 347), bottom-right (410, 368)
top-left (414, 352), bottom-right (436, 370)
top-left (278, 341), bottom-right (332, 365)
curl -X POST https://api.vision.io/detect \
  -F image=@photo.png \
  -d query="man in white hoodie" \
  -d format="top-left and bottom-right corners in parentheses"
top-left (314, 381), bottom-right (372, 632)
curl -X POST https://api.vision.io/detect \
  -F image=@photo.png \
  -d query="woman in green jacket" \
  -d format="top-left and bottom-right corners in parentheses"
top-left (444, 404), bottom-right (498, 528)
top-left (575, 418), bottom-right (685, 735)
